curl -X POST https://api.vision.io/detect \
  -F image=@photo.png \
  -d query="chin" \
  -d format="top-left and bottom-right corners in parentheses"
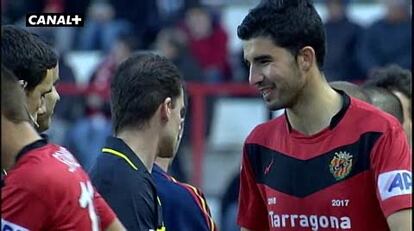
top-left (266, 101), bottom-right (285, 111)
top-left (158, 152), bottom-right (174, 158)
top-left (158, 145), bottom-right (174, 158)
top-left (37, 119), bottom-right (51, 133)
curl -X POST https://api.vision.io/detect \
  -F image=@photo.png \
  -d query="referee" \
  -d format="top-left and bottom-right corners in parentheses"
top-left (90, 51), bottom-right (185, 231)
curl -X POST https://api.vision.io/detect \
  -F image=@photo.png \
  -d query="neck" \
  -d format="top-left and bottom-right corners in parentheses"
top-left (286, 71), bottom-right (342, 135)
top-left (116, 126), bottom-right (160, 172)
top-left (155, 157), bottom-right (171, 172)
top-left (3, 122), bottom-right (41, 170)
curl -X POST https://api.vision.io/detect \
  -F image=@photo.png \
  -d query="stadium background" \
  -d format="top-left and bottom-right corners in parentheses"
top-left (2, 0), bottom-right (411, 229)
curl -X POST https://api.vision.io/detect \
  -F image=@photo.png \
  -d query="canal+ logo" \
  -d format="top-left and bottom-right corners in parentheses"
top-left (26, 13), bottom-right (84, 27)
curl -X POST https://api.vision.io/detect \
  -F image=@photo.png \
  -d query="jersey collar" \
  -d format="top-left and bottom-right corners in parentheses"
top-left (15, 138), bottom-right (48, 162)
top-left (101, 136), bottom-right (147, 172)
top-left (285, 89), bottom-right (351, 132)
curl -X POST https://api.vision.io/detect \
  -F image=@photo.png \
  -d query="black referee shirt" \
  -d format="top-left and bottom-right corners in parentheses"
top-left (89, 136), bottom-right (165, 231)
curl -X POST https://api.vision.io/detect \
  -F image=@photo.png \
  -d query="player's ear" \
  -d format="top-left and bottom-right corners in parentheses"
top-left (297, 46), bottom-right (315, 72)
top-left (160, 97), bottom-right (172, 122)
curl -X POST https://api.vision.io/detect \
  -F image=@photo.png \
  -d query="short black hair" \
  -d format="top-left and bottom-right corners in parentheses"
top-left (364, 65), bottom-right (412, 99)
top-left (1, 65), bottom-right (30, 123)
top-left (1, 25), bottom-right (58, 91)
top-left (237, 0), bottom-right (326, 69)
top-left (111, 51), bottom-right (183, 134)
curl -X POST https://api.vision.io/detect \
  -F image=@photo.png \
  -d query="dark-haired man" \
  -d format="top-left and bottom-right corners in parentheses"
top-left (364, 65), bottom-right (412, 146)
top-left (1, 25), bottom-right (59, 132)
top-left (1, 26), bottom-right (125, 231)
top-left (90, 51), bottom-right (185, 230)
top-left (236, 0), bottom-right (411, 230)
top-left (1, 66), bottom-right (125, 231)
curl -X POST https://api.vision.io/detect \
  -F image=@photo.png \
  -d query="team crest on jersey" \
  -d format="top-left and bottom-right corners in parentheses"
top-left (329, 151), bottom-right (353, 180)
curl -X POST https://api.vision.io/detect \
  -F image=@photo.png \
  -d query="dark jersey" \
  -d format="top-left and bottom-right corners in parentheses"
top-left (1, 139), bottom-right (116, 230)
top-left (152, 164), bottom-right (217, 231)
top-left (90, 136), bottom-right (165, 231)
top-left (237, 93), bottom-right (412, 230)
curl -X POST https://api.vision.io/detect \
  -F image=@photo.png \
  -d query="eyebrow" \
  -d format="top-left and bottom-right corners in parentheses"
top-left (253, 55), bottom-right (273, 62)
top-left (43, 88), bottom-right (53, 95)
top-left (244, 54), bottom-right (273, 65)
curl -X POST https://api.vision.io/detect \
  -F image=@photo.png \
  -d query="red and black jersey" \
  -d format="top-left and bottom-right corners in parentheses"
top-left (237, 92), bottom-right (412, 230)
top-left (1, 139), bottom-right (116, 230)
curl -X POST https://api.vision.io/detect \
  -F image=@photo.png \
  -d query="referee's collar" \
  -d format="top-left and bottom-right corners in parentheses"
top-left (101, 136), bottom-right (148, 173)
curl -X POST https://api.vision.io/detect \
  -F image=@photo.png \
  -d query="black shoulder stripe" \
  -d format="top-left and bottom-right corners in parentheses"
top-left (246, 132), bottom-right (382, 198)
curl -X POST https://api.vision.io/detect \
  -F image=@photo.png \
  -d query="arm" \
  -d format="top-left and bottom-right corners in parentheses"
top-left (93, 191), bottom-right (120, 231)
top-left (237, 144), bottom-right (269, 230)
top-left (105, 218), bottom-right (126, 231)
top-left (387, 209), bottom-right (412, 231)
top-left (371, 125), bottom-right (412, 228)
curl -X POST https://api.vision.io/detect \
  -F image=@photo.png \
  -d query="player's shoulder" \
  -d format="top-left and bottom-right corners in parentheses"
top-left (9, 144), bottom-right (85, 192)
top-left (348, 97), bottom-right (402, 133)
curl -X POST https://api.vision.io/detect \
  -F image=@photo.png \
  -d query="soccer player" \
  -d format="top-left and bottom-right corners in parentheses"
top-left (236, 0), bottom-right (412, 230)
top-left (2, 25), bottom-right (61, 133)
top-left (1, 25), bottom-right (58, 129)
top-left (152, 92), bottom-right (218, 231)
top-left (1, 66), bottom-right (125, 230)
top-left (90, 51), bottom-right (184, 230)
top-left (363, 65), bottom-right (412, 146)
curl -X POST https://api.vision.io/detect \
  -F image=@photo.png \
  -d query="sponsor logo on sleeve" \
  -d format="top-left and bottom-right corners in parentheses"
top-left (1, 219), bottom-right (29, 231)
top-left (378, 170), bottom-right (412, 201)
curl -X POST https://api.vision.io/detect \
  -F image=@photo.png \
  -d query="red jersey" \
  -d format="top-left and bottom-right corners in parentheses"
top-left (1, 140), bottom-right (116, 230)
top-left (237, 93), bottom-right (412, 230)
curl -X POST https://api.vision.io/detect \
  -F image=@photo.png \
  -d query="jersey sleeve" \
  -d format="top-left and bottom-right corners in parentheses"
top-left (371, 125), bottom-right (412, 217)
top-left (237, 143), bottom-right (269, 230)
top-left (94, 190), bottom-right (117, 230)
top-left (180, 182), bottom-right (217, 231)
top-left (1, 183), bottom-right (49, 230)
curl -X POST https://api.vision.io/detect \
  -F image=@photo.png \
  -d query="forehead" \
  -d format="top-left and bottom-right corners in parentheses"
top-left (242, 37), bottom-right (290, 61)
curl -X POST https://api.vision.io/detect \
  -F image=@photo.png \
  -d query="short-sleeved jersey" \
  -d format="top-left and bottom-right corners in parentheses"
top-left (237, 92), bottom-right (412, 230)
top-left (152, 164), bottom-right (217, 231)
top-left (90, 136), bottom-right (165, 231)
top-left (1, 139), bottom-right (116, 231)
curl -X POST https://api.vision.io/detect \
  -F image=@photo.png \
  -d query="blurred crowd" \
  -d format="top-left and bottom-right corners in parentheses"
top-left (2, 0), bottom-right (411, 230)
